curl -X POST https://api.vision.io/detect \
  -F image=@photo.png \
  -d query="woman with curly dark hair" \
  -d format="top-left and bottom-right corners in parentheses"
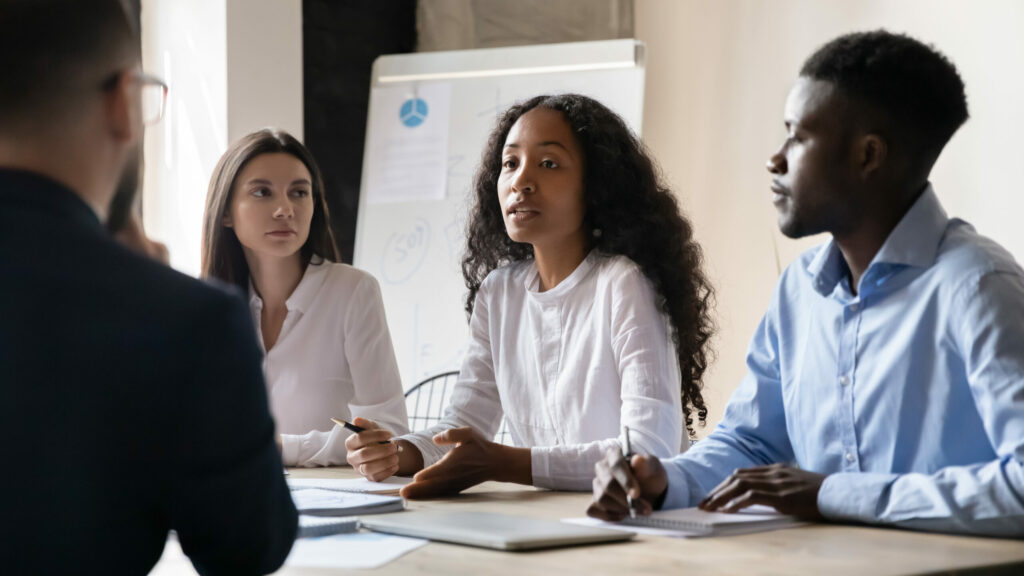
top-left (346, 94), bottom-right (714, 498)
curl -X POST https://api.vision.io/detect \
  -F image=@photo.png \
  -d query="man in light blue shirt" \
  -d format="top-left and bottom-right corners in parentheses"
top-left (588, 30), bottom-right (1024, 537)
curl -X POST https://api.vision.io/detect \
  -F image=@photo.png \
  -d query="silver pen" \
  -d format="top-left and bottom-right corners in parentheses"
top-left (622, 425), bottom-right (638, 519)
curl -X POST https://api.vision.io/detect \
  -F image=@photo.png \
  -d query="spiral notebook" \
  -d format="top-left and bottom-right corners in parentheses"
top-left (619, 505), bottom-right (805, 537)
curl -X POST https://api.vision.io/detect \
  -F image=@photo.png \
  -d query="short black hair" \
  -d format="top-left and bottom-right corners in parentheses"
top-left (800, 30), bottom-right (968, 165)
top-left (0, 0), bottom-right (138, 132)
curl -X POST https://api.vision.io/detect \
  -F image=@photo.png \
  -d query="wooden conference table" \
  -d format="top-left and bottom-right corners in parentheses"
top-left (155, 467), bottom-right (1024, 576)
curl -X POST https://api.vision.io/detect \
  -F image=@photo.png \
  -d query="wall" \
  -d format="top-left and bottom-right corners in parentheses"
top-left (303, 0), bottom-right (417, 265)
top-left (141, 0), bottom-right (304, 277)
top-left (417, 0), bottom-right (633, 51)
top-left (141, 0), bottom-right (228, 276)
top-left (635, 0), bottom-right (1024, 435)
top-left (226, 0), bottom-right (304, 143)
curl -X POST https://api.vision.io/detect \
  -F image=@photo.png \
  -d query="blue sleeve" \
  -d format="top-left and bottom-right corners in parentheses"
top-left (818, 271), bottom-right (1024, 536)
top-left (661, 296), bottom-right (796, 510)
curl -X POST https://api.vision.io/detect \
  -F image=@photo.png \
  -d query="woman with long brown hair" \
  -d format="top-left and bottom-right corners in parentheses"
top-left (202, 128), bottom-right (408, 467)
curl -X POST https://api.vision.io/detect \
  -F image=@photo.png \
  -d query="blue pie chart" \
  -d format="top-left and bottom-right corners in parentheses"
top-left (399, 97), bottom-right (429, 127)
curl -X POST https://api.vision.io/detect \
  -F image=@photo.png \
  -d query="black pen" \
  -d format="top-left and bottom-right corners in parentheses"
top-left (331, 418), bottom-right (403, 451)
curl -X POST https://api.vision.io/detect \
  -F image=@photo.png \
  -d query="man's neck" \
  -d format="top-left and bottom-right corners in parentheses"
top-left (0, 137), bottom-right (108, 220)
top-left (833, 183), bottom-right (926, 294)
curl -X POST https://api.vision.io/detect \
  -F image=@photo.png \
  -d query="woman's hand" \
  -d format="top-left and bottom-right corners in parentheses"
top-left (344, 417), bottom-right (422, 481)
top-left (400, 427), bottom-right (531, 499)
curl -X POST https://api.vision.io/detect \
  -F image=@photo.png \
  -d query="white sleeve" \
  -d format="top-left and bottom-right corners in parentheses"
top-left (281, 273), bottom-right (409, 467)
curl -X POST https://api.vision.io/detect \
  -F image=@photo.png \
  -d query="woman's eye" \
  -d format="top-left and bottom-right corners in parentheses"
top-left (252, 187), bottom-right (270, 197)
top-left (540, 159), bottom-right (558, 169)
top-left (291, 189), bottom-right (310, 198)
top-left (502, 159), bottom-right (517, 169)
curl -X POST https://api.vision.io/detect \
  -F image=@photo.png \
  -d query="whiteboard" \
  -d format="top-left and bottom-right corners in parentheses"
top-left (353, 39), bottom-right (646, 390)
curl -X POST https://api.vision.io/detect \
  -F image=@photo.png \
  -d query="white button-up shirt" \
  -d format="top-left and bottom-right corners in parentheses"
top-left (250, 261), bottom-right (408, 467)
top-left (399, 251), bottom-right (685, 490)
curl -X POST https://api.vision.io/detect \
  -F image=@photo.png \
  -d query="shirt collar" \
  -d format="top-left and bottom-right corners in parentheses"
top-left (286, 257), bottom-right (329, 314)
top-left (525, 249), bottom-right (599, 300)
top-left (807, 184), bottom-right (949, 296)
top-left (0, 168), bottom-right (102, 232)
top-left (249, 256), bottom-right (330, 314)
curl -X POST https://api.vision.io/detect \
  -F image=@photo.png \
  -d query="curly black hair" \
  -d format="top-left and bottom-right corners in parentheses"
top-left (801, 30), bottom-right (969, 166)
top-left (461, 93), bottom-right (715, 437)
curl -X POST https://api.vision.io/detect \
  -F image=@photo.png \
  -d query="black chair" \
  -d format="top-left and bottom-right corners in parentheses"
top-left (405, 371), bottom-right (511, 445)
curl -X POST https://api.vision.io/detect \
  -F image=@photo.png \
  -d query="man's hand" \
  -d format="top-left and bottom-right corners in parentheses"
top-left (699, 463), bottom-right (826, 519)
top-left (587, 447), bottom-right (668, 521)
top-left (400, 427), bottom-right (529, 499)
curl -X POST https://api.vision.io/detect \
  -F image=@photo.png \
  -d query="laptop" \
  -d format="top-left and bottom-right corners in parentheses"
top-left (360, 510), bottom-right (635, 551)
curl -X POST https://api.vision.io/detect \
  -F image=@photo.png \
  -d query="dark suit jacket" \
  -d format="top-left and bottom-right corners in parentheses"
top-left (0, 169), bottom-right (298, 575)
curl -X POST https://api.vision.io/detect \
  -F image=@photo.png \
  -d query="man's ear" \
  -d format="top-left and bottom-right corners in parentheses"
top-left (856, 133), bottom-right (887, 179)
top-left (103, 69), bottom-right (138, 143)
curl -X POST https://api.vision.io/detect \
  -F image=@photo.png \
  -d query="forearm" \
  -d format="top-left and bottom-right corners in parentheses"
top-left (818, 460), bottom-right (1024, 537)
top-left (395, 439), bottom-right (425, 476)
top-left (495, 445), bottom-right (532, 485)
top-left (280, 428), bottom-right (350, 468)
top-left (660, 431), bottom-right (782, 509)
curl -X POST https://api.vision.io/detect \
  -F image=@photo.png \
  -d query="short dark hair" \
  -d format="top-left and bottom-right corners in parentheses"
top-left (800, 30), bottom-right (969, 164)
top-left (0, 0), bottom-right (138, 132)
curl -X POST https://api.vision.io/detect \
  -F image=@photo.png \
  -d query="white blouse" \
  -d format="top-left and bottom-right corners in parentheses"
top-left (398, 251), bottom-right (685, 490)
top-left (250, 261), bottom-right (409, 467)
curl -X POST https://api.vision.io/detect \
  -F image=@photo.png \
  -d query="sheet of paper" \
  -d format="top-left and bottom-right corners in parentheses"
top-left (562, 517), bottom-right (699, 539)
top-left (364, 82), bottom-right (451, 205)
top-left (287, 476), bottom-right (412, 494)
top-left (286, 532), bottom-right (428, 569)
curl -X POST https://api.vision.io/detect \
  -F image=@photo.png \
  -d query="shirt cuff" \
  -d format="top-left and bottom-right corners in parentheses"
top-left (396, 432), bottom-right (445, 469)
top-left (280, 434), bottom-right (301, 467)
top-left (818, 472), bottom-right (897, 523)
top-left (530, 448), bottom-right (554, 489)
top-left (659, 457), bottom-right (695, 510)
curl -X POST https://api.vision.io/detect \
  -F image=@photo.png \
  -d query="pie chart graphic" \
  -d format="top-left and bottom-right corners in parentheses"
top-left (399, 97), bottom-right (429, 127)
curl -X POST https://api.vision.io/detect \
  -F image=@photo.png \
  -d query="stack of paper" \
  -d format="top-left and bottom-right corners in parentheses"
top-left (291, 488), bottom-right (404, 517)
top-left (298, 515), bottom-right (359, 539)
top-left (287, 476), bottom-right (412, 496)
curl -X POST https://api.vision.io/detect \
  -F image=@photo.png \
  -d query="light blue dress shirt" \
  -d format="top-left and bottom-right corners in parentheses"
top-left (662, 186), bottom-right (1024, 536)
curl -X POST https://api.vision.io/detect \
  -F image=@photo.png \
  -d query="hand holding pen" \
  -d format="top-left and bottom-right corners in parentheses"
top-left (586, 426), bottom-right (670, 522)
top-left (340, 417), bottom-right (410, 481)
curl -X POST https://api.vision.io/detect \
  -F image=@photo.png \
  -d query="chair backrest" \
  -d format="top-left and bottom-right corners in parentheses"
top-left (404, 371), bottom-right (459, 434)
top-left (404, 371), bottom-right (511, 445)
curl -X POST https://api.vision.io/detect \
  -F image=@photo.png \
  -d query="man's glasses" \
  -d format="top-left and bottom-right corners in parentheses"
top-left (101, 70), bottom-right (169, 126)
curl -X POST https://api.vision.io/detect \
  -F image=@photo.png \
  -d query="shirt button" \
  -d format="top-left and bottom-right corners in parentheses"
top-left (839, 375), bottom-right (850, 387)
top-left (849, 303), bottom-right (859, 312)
top-left (845, 452), bottom-right (856, 463)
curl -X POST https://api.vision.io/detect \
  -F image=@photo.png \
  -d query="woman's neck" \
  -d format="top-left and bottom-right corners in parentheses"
top-left (533, 234), bottom-right (589, 292)
top-left (246, 250), bottom-right (306, 311)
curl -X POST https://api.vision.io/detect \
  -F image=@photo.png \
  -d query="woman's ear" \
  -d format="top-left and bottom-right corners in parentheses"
top-left (222, 212), bottom-right (233, 228)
